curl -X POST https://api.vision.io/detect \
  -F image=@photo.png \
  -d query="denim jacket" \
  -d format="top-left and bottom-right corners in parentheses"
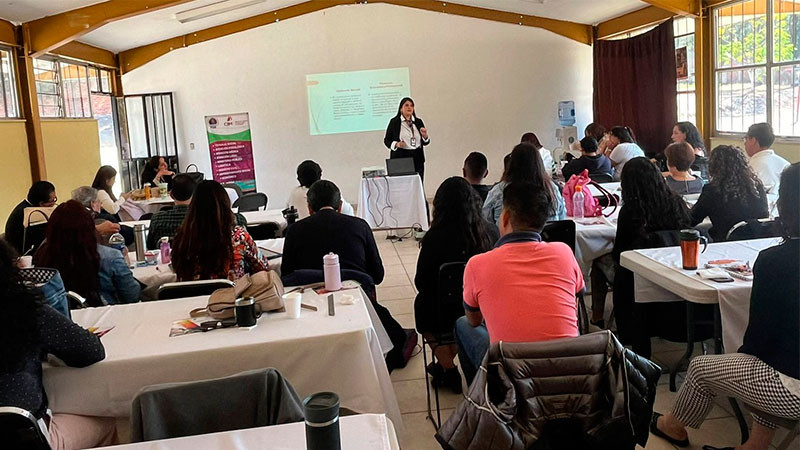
top-left (482, 181), bottom-right (567, 225)
top-left (97, 244), bottom-right (141, 304)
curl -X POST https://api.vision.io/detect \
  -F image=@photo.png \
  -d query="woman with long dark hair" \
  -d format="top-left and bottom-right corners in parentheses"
top-left (691, 145), bottom-right (768, 242)
top-left (483, 143), bottom-right (566, 225)
top-left (383, 97), bottom-right (431, 181)
top-left (140, 156), bottom-right (173, 187)
top-left (603, 126), bottom-right (644, 181)
top-left (172, 180), bottom-right (269, 281)
top-left (0, 239), bottom-right (117, 449)
top-left (671, 121), bottom-right (708, 180)
top-left (33, 201), bottom-right (140, 306)
top-left (91, 165), bottom-right (129, 216)
top-left (414, 177), bottom-right (498, 393)
top-left (598, 157), bottom-right (693, 354)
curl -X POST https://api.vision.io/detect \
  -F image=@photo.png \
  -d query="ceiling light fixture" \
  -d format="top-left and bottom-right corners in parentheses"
top-left (175, 0), bottom-right (267, 24)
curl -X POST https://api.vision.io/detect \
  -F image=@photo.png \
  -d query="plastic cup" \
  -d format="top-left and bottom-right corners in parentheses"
top-left (283, 292), bottom-right (302, 319)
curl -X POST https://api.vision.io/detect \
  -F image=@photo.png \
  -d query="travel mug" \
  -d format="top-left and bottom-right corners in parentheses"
top-left (680, 229), bottom-right (708, 270)
top-left (235, 297), bottom-right (258, 328)
top-left (304, 392), bottom-right (341, 450)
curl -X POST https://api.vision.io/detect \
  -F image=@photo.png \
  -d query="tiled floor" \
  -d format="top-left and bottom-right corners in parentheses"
top-left (373, 232), bottom-right (797, 450)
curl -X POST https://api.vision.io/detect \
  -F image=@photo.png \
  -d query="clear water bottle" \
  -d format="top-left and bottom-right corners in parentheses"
top-left (108, 233), bottom-right (126, 255)
top-left (159, 237), bottom-right (171, 265)
top-left (573, 185), bottom-right (585, 222)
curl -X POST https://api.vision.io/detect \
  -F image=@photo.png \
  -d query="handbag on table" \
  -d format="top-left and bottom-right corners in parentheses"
top-left (190, 271), bottom-right (284, 320)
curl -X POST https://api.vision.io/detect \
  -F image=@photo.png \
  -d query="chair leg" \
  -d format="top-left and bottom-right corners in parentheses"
top-left (423, 338), bottom-right (442, 430)
top-left (729, 398), bottom-right (750, 444)
top-left (670, 303), bottom-right (696, 392)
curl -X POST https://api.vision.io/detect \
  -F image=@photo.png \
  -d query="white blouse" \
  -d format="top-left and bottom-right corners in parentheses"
top-left (96, 189), bottom-right (124, 215)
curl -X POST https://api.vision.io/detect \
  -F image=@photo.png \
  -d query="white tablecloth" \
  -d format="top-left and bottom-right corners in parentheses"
top-left (120, 198), bottom-right (175, 221)
top-left (358, 175), bottom-right (429, 230)
top-left (572, 210), bottom-right (619, 274)
top-left (94, 414), bottom-right (399, 450)
top-left (620, 238), bottom-right (780, 352)
top-left (43, 288), bottom-right (403, 433)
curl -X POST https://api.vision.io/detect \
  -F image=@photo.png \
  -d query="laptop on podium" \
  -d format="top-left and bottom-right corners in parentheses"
top-left (385, 157), bottom-right (417, 177)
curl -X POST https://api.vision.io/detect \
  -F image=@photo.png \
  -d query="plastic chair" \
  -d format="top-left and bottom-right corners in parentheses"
top-left (0, 406), bottom-right (51, 450)
top-left (726, 218), bottom-right (780, 241)
top-left (233, 193), bottom-right (268, 212)
top-left (222, 184), bottom-right (243, 204)
top-left (156, 279), bottom-right (235, 300)
top-left (588, 172), bottom-right (614, 183)
top-left (541, 220), bottom-right (576, 253)
top-left (422, 262), bottom-right (466, 430)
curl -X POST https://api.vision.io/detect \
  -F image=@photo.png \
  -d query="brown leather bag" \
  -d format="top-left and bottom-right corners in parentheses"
top-left (190, 271), bottom-right (284, 319)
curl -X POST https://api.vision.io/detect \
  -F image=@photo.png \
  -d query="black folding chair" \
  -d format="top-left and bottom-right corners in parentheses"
top-left (588, 172), bottom-right (614, 183)
top-left (156, 280), bottom-right (235, 300)
top-left (541, 220), bottom-right (588, 334)
top-left (726, 218), bottom-right (780, 241)
top-left (423, 262), bottom-right (466, 430)
top-left (246, 223), bottom-right (281, 240)
top-left (0, 406), bottom-right (51, 450)
top-left (233, 193), bottom-right (268, 212)
top-left (222, 183), bottom-right (244, 198)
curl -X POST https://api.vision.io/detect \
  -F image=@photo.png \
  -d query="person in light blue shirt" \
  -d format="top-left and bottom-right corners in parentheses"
top-left (97, 244), bottom-right (141, 305)
top-left (483, 143), bottom-right (566, 225)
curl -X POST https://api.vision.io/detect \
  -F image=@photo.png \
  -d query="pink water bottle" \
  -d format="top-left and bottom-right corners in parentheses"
top-left (159, 237), bottom-right (171, 265)
top-left (323, 253), bottom-right (341, 291)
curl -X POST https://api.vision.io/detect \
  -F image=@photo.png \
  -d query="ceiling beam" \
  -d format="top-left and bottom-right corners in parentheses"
top-left (24, 0), bottom-right (191, 58)
top-left (640, 0), bottom-right (700, 17)
top-left (596, 6), bottom-right (674, 40)
top-left (51, 41), bottom-right (118, 69)
top-left (120, 0), bottom-right (593, 73)
top-left (0, 18), bottom-right (16, 46)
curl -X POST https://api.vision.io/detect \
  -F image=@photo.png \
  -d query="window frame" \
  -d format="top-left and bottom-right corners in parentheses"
top-left (712, 0), bottom-right (800, 139)
top-left (0, 44), bottom-right (20, 119)
top-left (674, 17), bottom-right (697, 123)
top-left (33, 55), bottom-right (106, 119)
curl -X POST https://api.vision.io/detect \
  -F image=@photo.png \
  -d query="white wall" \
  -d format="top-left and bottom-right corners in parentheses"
top-left (122, 3), bottom-right (594, 206)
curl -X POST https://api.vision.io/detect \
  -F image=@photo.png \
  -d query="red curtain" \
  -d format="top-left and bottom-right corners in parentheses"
top-left (593, 19), bottom-right (677, 157)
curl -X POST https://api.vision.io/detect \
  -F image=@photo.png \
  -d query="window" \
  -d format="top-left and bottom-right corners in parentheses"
top-left (0, 47), bottom-right (19, 118)
top-left (714, 0), bottom-right (800, 136)
top-left (33, 57), bottom-right (96, 118)
top-left (674, 17), bottom-right (697, 123)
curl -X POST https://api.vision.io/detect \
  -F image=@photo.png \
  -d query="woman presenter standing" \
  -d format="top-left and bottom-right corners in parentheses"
top-left (384, 97), bottom-right (430, 181)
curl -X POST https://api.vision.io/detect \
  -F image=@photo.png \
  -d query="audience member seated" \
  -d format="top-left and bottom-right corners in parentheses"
top-left (651, 163), bottom-right (799, 450)
top-left (172, 181), bottom-right (268, 281)
top-left (0, 239), bottom-right (117, 449)
top-left (745, 122), bottom-right (789, 193)
top-left (4, 181), bottom-right (57, 254)
top-left (33, 201), bottom-right (140, 306)
top-left (140, 156), bottom-right (173, 187)
top-left (146, 174), bottom-right (197, 249)
top-left (561, 136), bottom-right (612, 180)
top-left (457, 182), bottom-right (584, 384)
top-left (91, 165), bottom-right (129, 217)
top-left (671, 121), bottom-right (708, 180)
top-left (71, 186), bottom-right (134, 246)
top-left (462, 152), bottom-right (491, 202)
top-left (585, 122), bottom-right (606, 143)
top-left (610, 157), bottom-right (695, 357)
top-left (286, 160), bottom-right (353, 220)
top-left (691, 145), bottom-right (769, 242)
top-left (602, 126), bottom-right (645, 181)
top-left (483, 143), bottom-right (566, 225)
top-left (414, 177), bottom-right (498, 393)
top-left (663, 142), bottom-right (704, 195)
top-left (520, 132), bottom-right (554, 173)
top-left (281, 180), bottom-right (415, 372)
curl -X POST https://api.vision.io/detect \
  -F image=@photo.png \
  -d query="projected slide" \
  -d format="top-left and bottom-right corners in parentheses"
top-left (306, 67), bottom-right (410, 135)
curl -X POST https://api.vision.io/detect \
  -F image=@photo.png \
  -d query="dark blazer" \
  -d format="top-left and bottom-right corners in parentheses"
top-left (383, 116), bottom-right (429, 153)
top-left (281, 209), bottom-right (384, 284)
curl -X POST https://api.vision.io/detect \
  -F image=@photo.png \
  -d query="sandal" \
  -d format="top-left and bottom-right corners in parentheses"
top-left (649, 412), bottom-right (690, 447)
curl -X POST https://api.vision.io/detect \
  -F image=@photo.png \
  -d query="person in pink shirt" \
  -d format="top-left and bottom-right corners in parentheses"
top-left (455, 182), bottom-right (585, 384)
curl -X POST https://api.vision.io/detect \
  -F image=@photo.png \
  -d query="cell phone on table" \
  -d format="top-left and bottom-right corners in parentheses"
top-left (708, 277), bottom-right (734, 283)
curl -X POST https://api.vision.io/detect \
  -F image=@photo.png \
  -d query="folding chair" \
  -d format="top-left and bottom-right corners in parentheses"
top-left (233, 193), bottom-right (268, 212)
top-left (0, 406), bottom-right (50, 450)
top-left (156, 279), bottom-right (235, 300)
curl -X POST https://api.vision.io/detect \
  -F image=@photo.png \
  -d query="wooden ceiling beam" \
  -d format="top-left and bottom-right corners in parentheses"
top-left (51, 41), bottom-right (118, 69)
top-left (0, 18), bottom-right (17, 46)
top-left (24, 0), bottom-right (191, 58)
top-left (120, 0), bottom-right (593, 73)
top-left (641, 0), bottom-right (701, 17)
top-left (596, 6), bottom-right (675, 40)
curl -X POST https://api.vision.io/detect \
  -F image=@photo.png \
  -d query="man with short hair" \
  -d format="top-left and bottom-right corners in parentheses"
top-left (462, 152), bottom-right (491, 202)
top-left (4, 181), bottom-right (58, 253)
top-left (455, 182), bottom-right (585, 384)
top-left (745, 122), bottom-right (789, 193)
top-left (146, 174), bottom-right (197, 249)
top-left (286, 160), bottom-right (354, 220)
top-left (282, 180), bottom-right (416, 372)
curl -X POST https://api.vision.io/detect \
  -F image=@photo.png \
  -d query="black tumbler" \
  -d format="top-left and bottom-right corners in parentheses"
top-left (234, 297), bottom-right (257, 328)
top-left (304, 392), bottom-right (340, 450)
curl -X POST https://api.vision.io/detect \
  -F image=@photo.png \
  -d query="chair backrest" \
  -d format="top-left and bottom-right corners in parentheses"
top-left (726, 218), bottom-right (781, 242)
top-left (0, 406), bottom-right (51, 450)
top-left (130, 368), bottom-right (304, 442)
top-left (222, 183), bottom-right (244, 197)
top-left (233, 193), bottom-right (268, 212)
top-left (434, 262), bottom-right (466, 338)
top-left (157, 279), bottom-right (235, 300)
top-left (541, 220), bottom-right (576, 253)
top-left (588, 172), bottom-right (614, 183)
